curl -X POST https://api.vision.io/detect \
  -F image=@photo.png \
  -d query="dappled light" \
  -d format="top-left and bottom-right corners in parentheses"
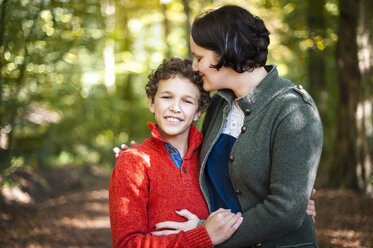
top-left (0, 0), bottom-right (372, 247)
top-left (0, 175), bottom-right (112, 247)
top-left (1, 184), bottom-right (32, 204)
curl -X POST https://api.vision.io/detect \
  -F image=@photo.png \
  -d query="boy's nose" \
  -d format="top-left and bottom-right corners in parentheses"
top-left (170, 102), bottom-right (181, 113)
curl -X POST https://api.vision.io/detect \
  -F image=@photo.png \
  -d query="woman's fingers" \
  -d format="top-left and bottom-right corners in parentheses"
top-left (307, 200), bottom-right (316, 217)
top-left (209, 208), bottom-right (232, 218)
top-left (225, 213), bottom-right (243, 235)
top-left (312, 188), bottom-right (316, 196)
top-left (230, 216), bottom-right (243, 232)
top-left (225, 212), bottom-right (242, 229)
top-left (113, 142), bottom-right (137, 159)
top-left (204, 211), bottom-right (243, 245)
top-left (113, 147), bottom-right (120, 153)
top-left (113, 147), bottom-right (121, 159)
top-left (114, 144), bottom-right (130, 159)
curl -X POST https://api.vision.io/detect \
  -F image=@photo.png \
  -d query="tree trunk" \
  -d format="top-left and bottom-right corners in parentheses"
top-left (306, 0), bottom-right (326, 107)
top-left (356, 0), bottom-right (372, 194)
top-left (161, 3), bottom-right (171, 58)
top-left (0, 0), bottom-right (9, 128)
top-left (181, 0), bottom-right (191, 59)
top-left (331, 0), bottom-right (372, 193)
top-left (0, 0), bottom-right (44, 173)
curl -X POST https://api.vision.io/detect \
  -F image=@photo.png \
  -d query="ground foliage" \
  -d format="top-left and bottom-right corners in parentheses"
top-left (0, 167), bottom-right (372, 248)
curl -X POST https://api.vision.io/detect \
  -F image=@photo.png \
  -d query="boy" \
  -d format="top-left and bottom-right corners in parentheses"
top-left (109, 58), bottom-right (243, 248)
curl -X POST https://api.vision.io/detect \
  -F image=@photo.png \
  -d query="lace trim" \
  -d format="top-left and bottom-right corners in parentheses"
top-left (222, 103), bottom-right (244, 138)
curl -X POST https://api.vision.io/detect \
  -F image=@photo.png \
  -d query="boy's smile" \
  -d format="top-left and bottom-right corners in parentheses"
top-left (148, 75), bottom-right (202, 143)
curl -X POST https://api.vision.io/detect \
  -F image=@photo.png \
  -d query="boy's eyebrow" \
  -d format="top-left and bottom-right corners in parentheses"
top-left (159, 91), bottom-right (198, 100)
top-left (184, 95), bottom-right (198, 100)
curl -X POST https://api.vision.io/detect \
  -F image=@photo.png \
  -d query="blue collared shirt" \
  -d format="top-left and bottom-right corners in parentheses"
top-left (163, 142), bottom-right (183, 170)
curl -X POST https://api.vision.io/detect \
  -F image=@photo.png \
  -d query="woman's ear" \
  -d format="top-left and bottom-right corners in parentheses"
top-left (148, 96), bottom-right (155, 114)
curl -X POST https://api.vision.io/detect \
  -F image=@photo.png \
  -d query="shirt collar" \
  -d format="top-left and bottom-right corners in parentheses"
top-left (147, 121), bottom-right (203, 160)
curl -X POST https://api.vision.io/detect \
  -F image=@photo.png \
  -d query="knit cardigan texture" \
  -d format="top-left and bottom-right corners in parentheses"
top-left (200, 65), bottom-right (323, 248)
top-left (109, 122), bottom-right (212, 248)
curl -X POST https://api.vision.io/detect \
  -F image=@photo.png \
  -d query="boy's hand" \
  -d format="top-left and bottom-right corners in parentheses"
top-left (204, 208), bottom-right (243, 245)
top-left (151, 209), bottom-right (200, 235)
top-left (113, 141), bottom-right (137, 159)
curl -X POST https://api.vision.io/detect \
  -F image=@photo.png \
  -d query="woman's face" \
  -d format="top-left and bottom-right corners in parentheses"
top-left (190, 36), bottom-right (230, 92)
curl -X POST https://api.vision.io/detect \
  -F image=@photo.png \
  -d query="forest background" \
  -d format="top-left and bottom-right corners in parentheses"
top-left (0, 0), bottom-right (373, 193)
top-left (0, 0), bottom-right (373, 247)
top-left (1, 0), bottom-right (373, 207)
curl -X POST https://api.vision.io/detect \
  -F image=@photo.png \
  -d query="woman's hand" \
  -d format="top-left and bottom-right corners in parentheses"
top-left (204, 208), bottom-right (243, 245)
top-left (151, 209), bottom-right (201, 235)
top-left (307, 189), bottom-right (317, 222)
top-left (113, 141), bottom-right (137, 159)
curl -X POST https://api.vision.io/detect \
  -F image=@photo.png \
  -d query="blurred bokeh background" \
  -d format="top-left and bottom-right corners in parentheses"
top-left (0, 0), bottom-right (372, 247)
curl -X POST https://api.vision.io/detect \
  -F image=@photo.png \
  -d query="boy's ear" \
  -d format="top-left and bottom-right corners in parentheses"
top-left (193, 110), bottom-right (202, 122)
top-left (148, 96), bottom-right (155, 114)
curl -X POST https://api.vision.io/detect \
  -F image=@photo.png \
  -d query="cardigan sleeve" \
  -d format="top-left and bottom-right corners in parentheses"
top-left (109, 149), bottom-right (213, 248)
top-left (217, 103), bottom-right (323, 247)
top-left (201, 93), bottom-right (221, 137)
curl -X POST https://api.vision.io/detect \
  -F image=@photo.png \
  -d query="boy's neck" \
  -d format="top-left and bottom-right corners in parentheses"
top-left (159, 129), bottom-right (190, 158)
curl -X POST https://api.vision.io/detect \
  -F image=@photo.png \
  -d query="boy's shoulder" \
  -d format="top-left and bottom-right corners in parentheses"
top-left (116, 138), bottom-right (154, 165)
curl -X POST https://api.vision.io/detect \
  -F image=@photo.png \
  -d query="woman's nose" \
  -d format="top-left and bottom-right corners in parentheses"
top-left (192, 59), bottom-right (198, 72)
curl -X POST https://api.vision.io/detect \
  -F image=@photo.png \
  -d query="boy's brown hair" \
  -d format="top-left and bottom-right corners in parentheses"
top-left (146, 57), bottom-right (210, 112)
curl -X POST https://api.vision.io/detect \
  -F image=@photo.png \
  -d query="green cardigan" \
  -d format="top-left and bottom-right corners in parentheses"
top-left (200, 65), bottom-right (323, 248)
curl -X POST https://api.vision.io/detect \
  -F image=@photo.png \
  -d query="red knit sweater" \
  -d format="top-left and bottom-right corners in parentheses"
top-left (109, 122), bottom-right (212, 248)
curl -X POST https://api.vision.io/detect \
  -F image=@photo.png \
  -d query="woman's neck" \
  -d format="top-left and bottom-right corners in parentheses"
top-left (230, 66), bottom-right (268, 98)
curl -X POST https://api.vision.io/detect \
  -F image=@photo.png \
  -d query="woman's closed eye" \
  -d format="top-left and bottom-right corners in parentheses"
top-left (193, 56), bottom-right (201, 63)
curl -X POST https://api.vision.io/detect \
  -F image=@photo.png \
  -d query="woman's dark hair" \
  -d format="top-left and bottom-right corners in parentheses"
top-left (146, 57), bottom-right (210, 112)
top-left (191, 5), bottom-right (270, 73)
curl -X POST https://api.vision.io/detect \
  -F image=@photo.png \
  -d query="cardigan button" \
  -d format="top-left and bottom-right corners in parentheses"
top-left (297, 84), bottom-right (303, 90)
top-left (244, 109), bottom-right (251, 115)
top-left (241, 126), bottom-right (247, 133)
top-left (253, 243), bottom-right (262, 247)
top-left (229, 156), bottom-right (234, 162)
top-left (167, 148), bottom-right (174, 155)
top-left (182, 167), bottom-right (187, 174)
top-left (235, 189), bottom-right (242, 195)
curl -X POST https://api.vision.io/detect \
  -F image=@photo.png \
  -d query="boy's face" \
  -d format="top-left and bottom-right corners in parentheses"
top-left (148, 75), bottom-right (202, 141)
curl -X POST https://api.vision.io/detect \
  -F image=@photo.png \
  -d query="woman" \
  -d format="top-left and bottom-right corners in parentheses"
top-left (154, 5), bottom-right (323, 248)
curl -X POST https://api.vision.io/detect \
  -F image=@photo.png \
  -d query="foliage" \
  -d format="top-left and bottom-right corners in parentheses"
top-left (0, 0), bottom-right (372, 192)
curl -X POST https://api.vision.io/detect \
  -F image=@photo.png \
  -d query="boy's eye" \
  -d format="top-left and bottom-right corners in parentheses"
top-left (183, 100), bottom-right (193, 104)
top-left (161, 96), bottom-right (171, 100)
